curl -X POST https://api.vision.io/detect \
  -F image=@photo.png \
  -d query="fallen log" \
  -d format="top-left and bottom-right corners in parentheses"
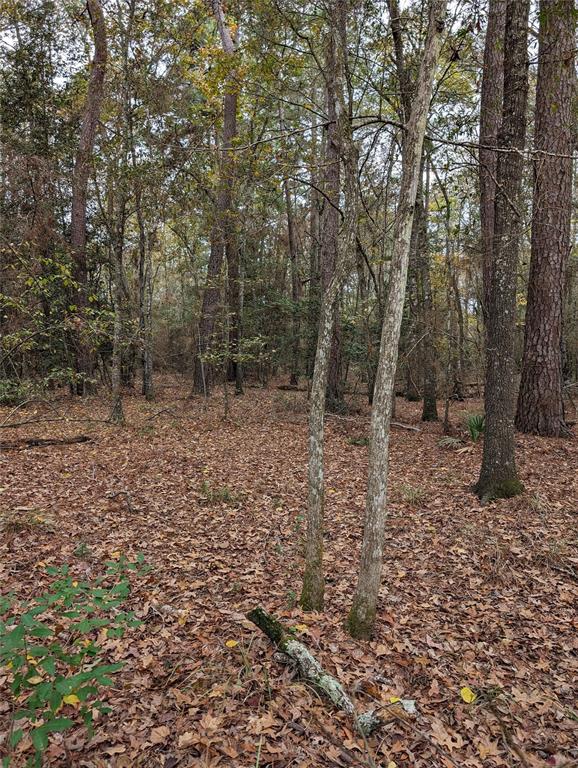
top-left (247, 607), bottom-right (381, 736)
top-left (0, 435), bottom-right (91, 450)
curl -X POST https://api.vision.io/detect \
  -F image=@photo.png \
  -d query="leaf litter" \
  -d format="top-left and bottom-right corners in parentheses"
top-left (0, 377), bottom-right (576, 767)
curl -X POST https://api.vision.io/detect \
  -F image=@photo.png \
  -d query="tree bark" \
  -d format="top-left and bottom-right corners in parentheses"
top-left (475, 0), bottom-right (529, 501)
top-left (347, 0), bottom-right (446, 640)
top-left (195, 0), bottom-right (242, 396)
top-left (301, 0), bottom-right (358, 611)
top-left (515, 0), bottom-right (575, 437)
top-left (321, 30), bottom-right (345, 413)
top-left (420, 156), bottom-right (438, 421)
top-left (70, 0), bottom-right (107, 395)
top-left (479, 0), bottom-right (506, 323)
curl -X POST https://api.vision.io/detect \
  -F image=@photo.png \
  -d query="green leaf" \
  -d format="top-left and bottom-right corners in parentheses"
top-left (9, 729), bottom-right (23, 748)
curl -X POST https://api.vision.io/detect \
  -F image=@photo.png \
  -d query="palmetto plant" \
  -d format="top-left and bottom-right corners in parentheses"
top-left (467, 414), bottom-right (486, 443)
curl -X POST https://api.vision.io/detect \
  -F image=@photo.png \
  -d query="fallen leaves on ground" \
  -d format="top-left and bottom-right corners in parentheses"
top-left (0, 377), bottom-right (576, 767)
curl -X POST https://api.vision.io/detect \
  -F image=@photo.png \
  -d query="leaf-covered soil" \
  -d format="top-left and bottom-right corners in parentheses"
top-left (1, 378), bottom-right (576, 767)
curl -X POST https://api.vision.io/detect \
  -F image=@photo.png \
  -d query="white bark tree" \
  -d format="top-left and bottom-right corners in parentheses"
top-left (300, 0), bottom-right (358, 611)
top-left (347, 0), bottom-right (447, 639)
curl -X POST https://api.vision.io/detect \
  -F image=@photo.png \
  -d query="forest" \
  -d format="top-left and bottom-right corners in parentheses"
top-left (0, 0), bottom-right (577, 766)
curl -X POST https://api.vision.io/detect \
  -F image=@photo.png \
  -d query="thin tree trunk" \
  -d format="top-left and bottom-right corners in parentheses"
top-left (279, 105), bottom-right (301, 386)
top-left (475, 0), bottom-right (529, 501)
top-left (70, 0), bottom-right (107, 395)
top-left (307, 116), bottom-right (321, 379)
top-left (110, 201), bottom-right (126, 426)
top-left (347, 0), bottom-right (446, 639)
top-left (515, 0), bottom-right (575, 436)
top-left (321, 34), bottom-right (345, 413)
top-left (193, 218), bottom-right (222, 395)
top-left (301, 1), bottom-right (358, 611)
top-left (207, 0), bottom-right (243, 395)
top-left (420, 155), bottom-right (438, 421)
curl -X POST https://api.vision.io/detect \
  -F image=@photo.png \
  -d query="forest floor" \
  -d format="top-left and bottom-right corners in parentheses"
top-left (0, 377), bottom-right (576, 768)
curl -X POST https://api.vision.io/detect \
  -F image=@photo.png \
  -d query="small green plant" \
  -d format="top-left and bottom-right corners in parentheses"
top-left (399, 483), bottom-right (426, 506)
top-left (0, 555), bottom-right (147, 767)
top-left (0, 380), bottom-right (35, 407)
top-left (348, 436), bottom-right (369, 447)
top-left (467, 413), bottom-right (485, 442)
top-left (199, 480), bottom-right (236, 505)
top-left (72, 542), bottom-right (92, 559)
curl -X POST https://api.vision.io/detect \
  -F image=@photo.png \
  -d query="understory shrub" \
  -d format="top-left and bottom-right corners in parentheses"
top-left (0, 555), bottom-right (148, 767)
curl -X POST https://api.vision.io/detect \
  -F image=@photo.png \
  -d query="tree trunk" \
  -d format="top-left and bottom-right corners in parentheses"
top-left (279, 105), bottom-right (301, 386)
top-left (301, 0), bottom-right (358, 611)
top-left (475, 0), bottom-right (529, 501)
top-left (70, 0), bottom-right (107, 395)
top-left (515, 0), bottom-right (575, 437)
top-left (204, 0), bottom-right (243, 395)
top-left (420, 156), bottom-right (438, 421)
top-left (110, 203), bottom-right (126, 426)
top-left (321, 33), bottom-right (345, 413)
top-left (347, 0), bottom-right (446, 640)
top-left (306, 112), bottom-right (321, 380)
top-left (193, 219), bottom-right (223, 396)
top-left (479, 0), bottom-right (506, 323)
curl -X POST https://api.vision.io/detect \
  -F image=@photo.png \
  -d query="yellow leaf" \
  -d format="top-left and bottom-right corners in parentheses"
top-left (294, 624), bottom-right (308, 632)
top-left (389, 696), bottom-right (401, 704)
top-left (225, 639), bottom-right (238, 648)
top-left (460, 686), bottom-right (477, 704)
top-left (72, 581), bottom-right (78, 587)
top-left (28, 675), bottom-right (43, 684)
top-left (26, 654), bottom-right (38, 666)
top-left (63, 694), bottom-right (80, 706)
top-left (110, 551), bottom-right (121, 560)
top-left (6, 661), bottom-right (13, 670)
top-left (387, 762), bottom-right (398, 768)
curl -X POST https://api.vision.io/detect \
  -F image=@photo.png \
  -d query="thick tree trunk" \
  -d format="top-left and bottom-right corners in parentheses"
top-left (70, 0), bottom-right (107, 395)
top-left (479, 0), bottom-right (506, 323)
top-left (301, 1), bottom-right (358, 611)
top-left (347, 0), bottom-right (446, 640)
top-left (475, 0), bottom-right (529, 501)
top-left (515, 0), bottom-right (575, 437)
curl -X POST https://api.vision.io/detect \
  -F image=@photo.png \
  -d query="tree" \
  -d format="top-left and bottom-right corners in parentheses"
top-left (475, 0), bottom-right (529, 501)
top-left (347, 0), bottom-right (447, 640)
top-left (515, 0), bottom-right (576, 437)
top-left (479, 0), bottom-right (506, 323)
top-left (70, 0), bottom-right (108, 395)
top-left (301, 0), bottom-right (358, 611)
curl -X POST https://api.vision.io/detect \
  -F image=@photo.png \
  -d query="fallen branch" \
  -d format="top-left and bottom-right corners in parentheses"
top-left (0, 435), bottom-right (91, 450)
top-left (247, 607), bottom-right (381, 736)
top-left (391, 421), bottom-right (420, 432)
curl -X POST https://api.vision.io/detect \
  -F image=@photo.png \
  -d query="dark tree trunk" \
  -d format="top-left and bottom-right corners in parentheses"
top-left (197, 0), bottom-right (243, 396)
top-left (475, 0), bottom-right (529, 501)
top-left (70, 0), bottom-right (107, 395)
top-left (193, 225), bottom-right (223, 395)
top-left (515, 0), bottom-right (575, 437)
top-left (321, 37), bottom-right (345, 413)
top-left (284, 178), bottom-right (301, 386)
top-left (479, 0), bottom-right (506, 323)
top-left (420, 157), bottom-right (438, 421)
